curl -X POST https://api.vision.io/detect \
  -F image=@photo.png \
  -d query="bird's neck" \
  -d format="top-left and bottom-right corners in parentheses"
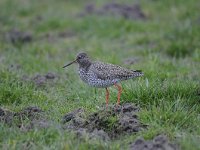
top-left (79, 60), bottom-right (92, 71)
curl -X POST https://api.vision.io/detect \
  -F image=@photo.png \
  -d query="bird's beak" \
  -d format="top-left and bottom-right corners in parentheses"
top-left (63, 60), bottom-right (77, 68)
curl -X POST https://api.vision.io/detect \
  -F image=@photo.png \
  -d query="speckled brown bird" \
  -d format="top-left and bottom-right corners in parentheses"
top-left (63, 52), bottom-right (143, 107)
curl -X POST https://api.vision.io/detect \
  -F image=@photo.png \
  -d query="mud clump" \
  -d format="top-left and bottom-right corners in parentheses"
top-left (32, 72), bottom-right (58, 87)
top-left (22, 72), bottom-right (58, 87)
top-left (80, 3), bottom-right (146, 20)
top-left (32, 75), bottom-right (47, 86)
top-left (40, 30), bottom-right (76, 42)
top-left (57, 30), bottom-right (76, 38)
top-left (0, 106), bottom-right (50, 130)
top-left (5, 29), bottom-right (32, 44)
top-left (123, 57), bottom-right (140, 65)
top-left (0, 107), bottom-right (15, 125)
top-left (62, 103), bottom-right (146, 140)
top-left (130, 135), bottom-right (179, 150)
top-left (62, 108), bottom-right (85, 124)
top-left (14, 106), bottom-right (43, 120)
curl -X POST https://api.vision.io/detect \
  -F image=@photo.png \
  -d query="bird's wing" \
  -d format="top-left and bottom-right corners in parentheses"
top-left (91, 61), bottom-right (136, 80)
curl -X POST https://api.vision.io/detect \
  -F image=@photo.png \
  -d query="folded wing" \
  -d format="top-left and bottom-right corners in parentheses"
top-left (91, 61), bottom-right (143, 80)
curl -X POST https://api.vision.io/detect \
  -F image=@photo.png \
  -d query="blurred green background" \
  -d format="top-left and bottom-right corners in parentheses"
top-left (0, 0), bottom-right (199, 149)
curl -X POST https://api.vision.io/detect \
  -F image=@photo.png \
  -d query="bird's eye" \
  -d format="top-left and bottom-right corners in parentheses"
top-left (78, 56), bottom-right (82, 59)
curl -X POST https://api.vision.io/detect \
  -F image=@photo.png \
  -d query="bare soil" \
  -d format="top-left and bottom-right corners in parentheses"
top-left (130, 135), bottom-right (179, 150)
top-left (0, 106), bottom-right (50, 131)
top-left (62, 103), bottom-right (147, 140)
top-left (22, 72), bottom-right (58, 87)
top-left (0, 104), bottom-right (180, 148)
top-left (5, 28), bottom-right (32, 44)
top-left (79, 3), bottom-right (147, 20)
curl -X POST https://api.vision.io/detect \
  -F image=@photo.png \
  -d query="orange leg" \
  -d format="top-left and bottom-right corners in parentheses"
top-left (105, 88), bottom-right (110, 108)
top-left (114, 84), bottom-right (122, 105)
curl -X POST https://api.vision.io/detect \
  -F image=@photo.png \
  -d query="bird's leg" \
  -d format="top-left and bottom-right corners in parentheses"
top-left (114, 84), bottom-right (122, 105)
top-left (105, 88), bottom-right (109, 108)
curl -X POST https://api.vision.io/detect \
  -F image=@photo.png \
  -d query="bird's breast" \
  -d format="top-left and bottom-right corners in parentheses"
top-left (78, 68), bottom-right (88, 83)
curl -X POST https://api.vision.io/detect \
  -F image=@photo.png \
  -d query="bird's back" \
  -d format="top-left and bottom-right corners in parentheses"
top-left (90, 61), bottom-right (143, 81)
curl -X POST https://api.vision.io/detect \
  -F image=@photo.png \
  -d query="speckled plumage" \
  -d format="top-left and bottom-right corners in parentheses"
top-left (78, 61), bottom-right (143, 88)
top-left (63, 52), bottom-right (143, 106)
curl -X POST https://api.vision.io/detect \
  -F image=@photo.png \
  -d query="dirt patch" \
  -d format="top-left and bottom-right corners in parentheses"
top-left (62, 103), bottom-right (147, 140)
top-left (0, 107), bottom-right (15, 125)
top-left (123, 57), bottom-right (140, 65)
top-left (79, 3), bottom-right (146, 20)
top-left (22, 72), bottom-right (58, 87)
top-left (130, 135), bottom-right (179, 150)
top-left (5, 28), bottom-right (32, 44)
top-left (5, 27), bottom-right (75, 44)
top-left (57, 30), bottom-right (76, 38)
top-left (32, 74), bottom-right (47, 86)
top-left (39, 30), bottom-right (76, 42)
top-left (31, 72), bottom-right (58, 87)
top-left (0, 106), bottom-right (50, 130)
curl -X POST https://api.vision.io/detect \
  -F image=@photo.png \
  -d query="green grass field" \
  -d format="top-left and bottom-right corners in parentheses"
top-left (0, 0), bottom-right (200, 149)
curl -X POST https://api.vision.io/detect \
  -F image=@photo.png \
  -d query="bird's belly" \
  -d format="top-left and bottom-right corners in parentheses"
top-left (87, 78), bottom-right (119, 88)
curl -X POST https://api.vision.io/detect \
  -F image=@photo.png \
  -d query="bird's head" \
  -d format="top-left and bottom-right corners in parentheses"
top-left (63, 52), bottom-right (91, 68)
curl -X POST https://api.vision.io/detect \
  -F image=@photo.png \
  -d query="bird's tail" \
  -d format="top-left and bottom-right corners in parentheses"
top-left (132, 70), bottom-right (144, 77)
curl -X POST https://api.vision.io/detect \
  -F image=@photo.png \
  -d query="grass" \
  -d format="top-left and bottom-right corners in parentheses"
top-left (0, 0), bottom-right (200, 149)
